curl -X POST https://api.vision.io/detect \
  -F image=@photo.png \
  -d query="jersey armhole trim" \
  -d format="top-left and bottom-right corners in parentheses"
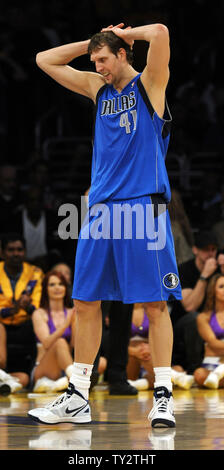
top-left (137, 77), bottom-right (154, 119)
top-left (92, 84), bottom-right (107, 144)
top-left (137, 78), bottom-right (172, 139)
top-left (95, 84), bottom-right (107, 106)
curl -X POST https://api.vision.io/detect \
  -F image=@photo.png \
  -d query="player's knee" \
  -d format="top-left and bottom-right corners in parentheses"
top-left (54, 337), bottom-right (69, 350)
top-left (0, 357), bottom-right (6, 370)
top-left (74, 299), bottom-right (101, 318)
top-left (144, 301), bottom-right (167, 322)
top-left (194, 368), bottom-right (207, 386)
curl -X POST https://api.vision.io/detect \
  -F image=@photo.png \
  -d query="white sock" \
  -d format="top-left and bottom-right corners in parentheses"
top-left (154, 367), bottom-right (173, 392)
top-left (65, 364), bottom-right (73, 379)
top-left (69, 362), bottom-right (93, 400)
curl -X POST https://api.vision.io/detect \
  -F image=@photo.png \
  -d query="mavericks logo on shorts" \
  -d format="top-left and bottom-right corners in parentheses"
top-left (163, 273), bottom-right (179, 289)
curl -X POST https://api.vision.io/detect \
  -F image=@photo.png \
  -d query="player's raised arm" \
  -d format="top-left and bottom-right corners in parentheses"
top-left (102, 24), bottom-right (170, 117)
top-left (36, 39), bottom-right (105, 102)
top-left (140, 24), bottom-right (170, 87)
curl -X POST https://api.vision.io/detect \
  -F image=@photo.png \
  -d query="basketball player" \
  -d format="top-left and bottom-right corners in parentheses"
top-left (28, 23), bottom-right (182, 428)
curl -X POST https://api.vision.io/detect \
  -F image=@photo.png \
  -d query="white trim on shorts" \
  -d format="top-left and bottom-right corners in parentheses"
top-left (202, 356), bottom-right (221, 371)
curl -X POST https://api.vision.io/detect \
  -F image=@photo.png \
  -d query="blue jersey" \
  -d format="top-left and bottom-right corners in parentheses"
top-left (88, 73), bottom-right (172, 208)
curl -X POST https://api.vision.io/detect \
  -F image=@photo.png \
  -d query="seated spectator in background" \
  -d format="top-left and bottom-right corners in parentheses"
top-left (194, 273), bottom-right (224, 389)
top-left (171, 230), bottom-right (220, 374)
top-left (0, 233), bottom-right (43, 391)
top-left (102, 301), bottom-right (137, 396)
top-left (217, 252), bottom-right (224, 275)
top-left (31, 270), bottom-right (75, 393)
top-left (0, 165), bottom-right (24, 238)
top-left (127, 303), bottom-right (154, 390)
top-left (168, 189), bottom-right (194, 266)
top-left (23, 159), bottom-right (59, 211)
top-left (12, 187), bottom-right (58, 272)
top-left (171, 230), bottom-right (219, 326)
top-left (93, 301), bottom-right (138, 395)
top-left (52, 262), bottom-right (73, 307)
top-left (127, 303), bottom-right (194, 391)
top-left (212, 185), bottom-right (224, 251)
top-left (52, 263), bottom-right (72, 286)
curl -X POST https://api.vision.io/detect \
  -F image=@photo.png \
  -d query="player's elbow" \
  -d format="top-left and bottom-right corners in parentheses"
top-left (154, 24), bottom-right (169, 41)
top-left (181, 299), bottom-right (196, 313)
top-left (185, 305), bottom-right (195, 313)
top-left (36, 52), bottom-right (42, 66)
top-left (36, 52), bottom-right (47, 68)
top-left (148, 24), bottom-right (169, 42)
top-left (155, 24), bottom-right (169, 34)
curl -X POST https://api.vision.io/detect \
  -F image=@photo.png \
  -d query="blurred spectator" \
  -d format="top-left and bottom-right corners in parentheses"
top-left (12, 186), bottom-right (58, 272)
top-left (52, 262), bottom-right (73, 306)
top-left (23, 159), bottom-right (59, 211)
top-left (168, 188), bottom-right (194, 265)
top-left (171, 230), bottom-right (219, 374)
top-left (194, 273), bottom-right (224, 389)
top-left (127, 303), bottom-right (194, 391)
top-left (103, 301), bottom-right (138, 396)
top-left (31, 270), bottom-right (75, 393)
top-left (94, 301), bottom-right (138, 395)
top-left (171, 230), bottom-right (219, 326)
top-left (0, 165), bottom-right (24, 237)
top-left (126, 303), bottom-right (154, 390)
top-left (217, 252), bottom-right (224, 276)
top-left (0, 233), bottom-right (43, 390)
top-left (52, 262), bottom-right (72, 285)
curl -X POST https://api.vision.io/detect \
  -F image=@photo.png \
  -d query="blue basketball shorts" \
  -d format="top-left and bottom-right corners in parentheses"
top-left (72, 195), bottom-right (182, 304)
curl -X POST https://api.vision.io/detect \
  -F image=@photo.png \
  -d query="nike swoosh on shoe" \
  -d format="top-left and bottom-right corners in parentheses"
top-left (65, 404), bottom-right (88, 415)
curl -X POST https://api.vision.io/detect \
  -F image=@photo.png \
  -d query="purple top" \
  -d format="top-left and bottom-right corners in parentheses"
top-left (131, 311), bottom-right (149, 339)
top-left (209, 311), bottom-right (224, 339)
top-left (36, 308), bottom-right (71, 344)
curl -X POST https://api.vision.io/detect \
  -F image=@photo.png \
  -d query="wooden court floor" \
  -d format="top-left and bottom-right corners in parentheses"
top-left (0, 384), bottom-right (224, 452)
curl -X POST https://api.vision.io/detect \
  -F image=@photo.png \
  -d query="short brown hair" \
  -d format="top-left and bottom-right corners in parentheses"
top-left (88, 31), bottom-right (133, 65)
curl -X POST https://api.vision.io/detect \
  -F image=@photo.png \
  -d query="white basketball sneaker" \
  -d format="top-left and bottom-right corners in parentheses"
top-left (148, 386), bottom-right (175, 428)
top-left (33, 376), bottom-right (69, 393)
top-left (0, 379), bottom-right (11, 396)
top-left (175, 373), bottom-right (194, 390)
top-left (0, 369), bottom-right (22, 393)
top-left (204, 372), bottom-right (219, 389)
top-left (128, 378), bottom-right (149, 390)
top-left (50, 376), bottom-right (69, 393)
top-left (28, 383), bottom-right (91, 424)
top-left (33, 377), bottom-right (55, 393)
